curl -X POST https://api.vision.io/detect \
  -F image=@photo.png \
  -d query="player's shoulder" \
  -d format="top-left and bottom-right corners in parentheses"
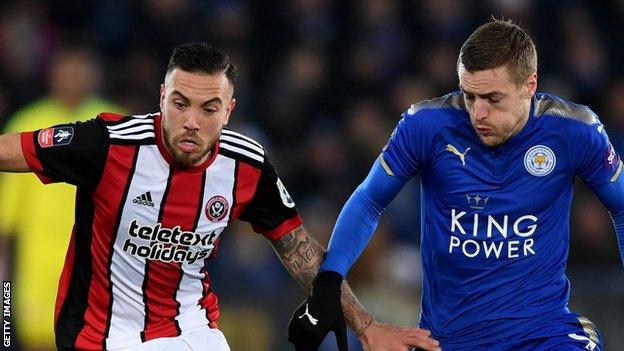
top-left (534, 93), bottom-right (599, 127)
top-left (218, 128), bottom-right (266, 168)
top-left (404, 92), bottom-right (467, 126)
top-left (99, 112), bottom-right (157, 145)
top-left (397, 92), bottom-right (469, 140)
top-left (407, 92), bottom-right (465, 114)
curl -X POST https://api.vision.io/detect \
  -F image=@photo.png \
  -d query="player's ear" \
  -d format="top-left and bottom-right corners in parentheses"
top-left (523, 72), bottom-right (538, 99)
top-left (223, 98), bottom-right (236, 127)
top-left (159, 84), bottom-right (166, 111)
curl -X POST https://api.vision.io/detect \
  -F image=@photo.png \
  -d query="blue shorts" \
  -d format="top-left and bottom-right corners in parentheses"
top-left (418, 314), bottom-right (603, 351)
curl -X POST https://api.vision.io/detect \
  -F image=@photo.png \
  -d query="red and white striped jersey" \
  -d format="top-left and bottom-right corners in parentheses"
top-left (20, 112), bottom-right (303, 350)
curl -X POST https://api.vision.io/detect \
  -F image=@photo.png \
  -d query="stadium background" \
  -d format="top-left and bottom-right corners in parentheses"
top-left (0, 0), bottom-right (623, 350)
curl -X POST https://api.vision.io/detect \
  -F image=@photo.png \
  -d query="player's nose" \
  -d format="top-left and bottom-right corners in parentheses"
top-left (183, 109), bottom-right (201, 130)
top-left (473, 98), bottom-right (488, 120)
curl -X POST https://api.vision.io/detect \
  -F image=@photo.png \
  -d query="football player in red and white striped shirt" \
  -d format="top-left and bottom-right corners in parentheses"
top-left (0, 43), bottom-right (438, 351)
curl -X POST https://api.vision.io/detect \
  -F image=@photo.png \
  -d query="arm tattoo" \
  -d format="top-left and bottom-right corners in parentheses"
top-left (269, 225), bottom-right (374, 333)
top-left (270, 226), bottom-right (324, 292)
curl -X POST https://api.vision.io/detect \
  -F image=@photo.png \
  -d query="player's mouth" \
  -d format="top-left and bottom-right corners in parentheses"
top-left (476, 127), bottom-right (493, 136)
top-left (178, 137), bottom-right (200, 153)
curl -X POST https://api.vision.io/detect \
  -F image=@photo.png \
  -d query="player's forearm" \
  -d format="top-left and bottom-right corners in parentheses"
top-left (270, 226), bottom-right (374, 333)
top-left (339, 280), bottom-right (374, 334)
top-left (271, 226), bottom-right (323, 292)
top-left (593, 177), bottom-right (624, 268)
top-left (0, 134), bottom-right (30, 172)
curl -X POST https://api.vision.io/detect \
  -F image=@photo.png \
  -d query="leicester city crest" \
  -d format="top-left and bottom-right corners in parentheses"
top-left (524, 145), bottom-right (556, 177)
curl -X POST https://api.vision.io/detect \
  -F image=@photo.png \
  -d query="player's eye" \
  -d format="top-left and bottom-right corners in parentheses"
top-left (488, 98), bottom-right (501, 104)
top-left (464, 94), bottom-right (475, 102)
top-left (203, 108), bottom-right (217, 115)
top-left (174, 101), bottom-right (186, 109)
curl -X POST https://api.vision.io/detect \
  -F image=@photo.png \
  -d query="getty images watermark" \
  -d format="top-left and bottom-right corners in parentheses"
top-left (2, 281), bottom-right (10, 349)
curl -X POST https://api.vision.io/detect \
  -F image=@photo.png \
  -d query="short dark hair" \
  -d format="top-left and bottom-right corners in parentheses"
top-left (458, 19), bottom-right (537, 85)
top-left (166, 43), bottom-right (239, 89)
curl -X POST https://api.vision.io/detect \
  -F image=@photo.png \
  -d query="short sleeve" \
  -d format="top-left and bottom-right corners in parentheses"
top-left (238, 157), bottom-right (303, 240)
top-left (576, 122), bottom-right (623, 188)
top-left (380, 108), bottom-right (424, 179)
top-left (20, 117), bottom-right (110, 189)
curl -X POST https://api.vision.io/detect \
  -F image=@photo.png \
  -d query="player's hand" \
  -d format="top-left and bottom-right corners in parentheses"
top-left (357, 322), bottom-right (441, 351)
top-left (288, 270), bottom-right (347, 351)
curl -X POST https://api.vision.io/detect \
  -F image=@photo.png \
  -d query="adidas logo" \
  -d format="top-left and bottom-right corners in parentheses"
top-left (132, 191), bottom-right (154, 207)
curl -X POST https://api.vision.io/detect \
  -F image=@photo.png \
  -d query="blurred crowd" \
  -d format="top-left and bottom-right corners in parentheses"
top-left (0, 0), bottom-right (623, 350)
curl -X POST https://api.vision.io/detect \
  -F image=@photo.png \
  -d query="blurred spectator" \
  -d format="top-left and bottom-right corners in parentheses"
top-left (389, 77), bottom-right (435, 116)
top-left (0, 46), bottom-right (125, 350)
top-left (0, 1), bottom-right (56, 108)
top-left (601, 80), bottom-right (624, 150)
top-left (560, 5), bottom-right (609, 103)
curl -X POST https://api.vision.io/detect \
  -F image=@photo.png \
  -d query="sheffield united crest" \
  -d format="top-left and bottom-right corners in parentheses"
top-left (205, 196), bottom-right (229, 222)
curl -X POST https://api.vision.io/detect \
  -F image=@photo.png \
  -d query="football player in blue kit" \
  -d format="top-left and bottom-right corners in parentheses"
top-left (288, 20), bottom-right (624, 351)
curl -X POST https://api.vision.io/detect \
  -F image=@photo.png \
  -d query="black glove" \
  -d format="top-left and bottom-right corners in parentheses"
top-left (288, 270), bottom-right (347, 351)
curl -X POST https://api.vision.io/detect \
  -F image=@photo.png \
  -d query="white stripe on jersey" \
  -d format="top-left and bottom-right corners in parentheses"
top-left (107, 118), bottom-right (154, 131)
top-left (221, 129), bottom-right (263, 149)
top-left (132, 113), bottom-right (159, 119)
top-left (176, 155), bottom-right (235, 333)
top-left (219, 143), bottom-right (264, 162)
top-left (107, 145), bottom-right (169, 348)
top-left (108, 124), bottom-right (155, 136)
top-left (109, 131), bottom-right (156, 141)
top-left (219, 135), bottom-right (265, 156)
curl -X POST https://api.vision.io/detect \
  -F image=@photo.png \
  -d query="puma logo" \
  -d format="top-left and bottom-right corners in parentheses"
top-left (446, 144), bottom-right (471, 166)
top-left (298, 303), bottom-right (318, 325)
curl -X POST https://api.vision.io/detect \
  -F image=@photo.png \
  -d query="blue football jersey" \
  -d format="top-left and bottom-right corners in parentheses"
top-left (381, 92), bottom-right (622, 348)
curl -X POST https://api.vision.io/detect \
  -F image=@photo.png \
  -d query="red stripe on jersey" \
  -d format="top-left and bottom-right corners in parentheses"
top-left (20, 131), bottom-right (54, 184)
top-left (97, 112), bottom-right (125, 122)
top-left (253, 214), bottom-right (303, 241)
top-left (230, 162), bottom-right (261, 220)
top-left (75, 145), bottom-right (138, 350)
top-left (199, 270), bottom-right (219, 328)
top-left (142, 170), bottom-right (204, 341)
top-left (55, 228), bottom-right (76, 325)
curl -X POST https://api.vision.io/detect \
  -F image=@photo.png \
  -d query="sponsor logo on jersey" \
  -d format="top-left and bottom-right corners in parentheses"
top-left (446, 144), bottom-right (470, 166)
top-left (38, 127), bottom-right (74, 148)
top-left (38, 129), bottom-right (54, 147)
top-left (524, 145), bottom-right (556, 176)
top-left (605, 143), bottom-right (620, 172)
top-left (122, 219), bottom-right (218, 264)
top-left (277, 178), bottom-right (295, 208)
top-left (448, 209), bottom-right (538, 259)
top-left (205, 196), bottom-right (229, 222)
top-left (132, 191), bottom-right (154, 207)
